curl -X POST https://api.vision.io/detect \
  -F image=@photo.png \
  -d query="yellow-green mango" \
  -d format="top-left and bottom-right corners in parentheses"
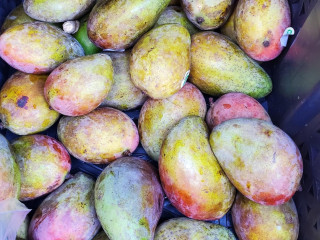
top-left (190, 32), bottom-right (272, 98)
top-left (92, 231), bottom-right (110, 240)
top-left (17, 216), bottom-right (30, 240)
top-left (130, 24), bottom-right (191, 99)
top-left (220, 2), bottom-right (237, 42)
top-left (0, 22), bottom-right (84, 74)
top-left (155, 218), bottom-right (236, 239)
top-left (159, 116), bottom-right (236, 220)
top-left (87, 0), bottom-right (170, 51)
top-left (182, 0), bottom-right (234, 30)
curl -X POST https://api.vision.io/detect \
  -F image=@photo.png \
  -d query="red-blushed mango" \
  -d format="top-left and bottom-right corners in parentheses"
top-left (139, 83), bottom-right (206, 161)
top-left (130, 24), bottom-right (191, 99)
top-left (234, 0), bottom-right (291, 61)
top-left (0, 134), bottom-right (20, 201)
top-left (24, 0), bottom-right (95, 22)
top-left (206, 93), bottom-right (271, 130)
top-left (159, 116), bottom-right (236, 220)
top-left (232, 194), bottom-right (299, 240)
top-left (0, 22), bottom-right (84, 74)
top-left (182, 0), bottom-right (234, 30)
top-left (57, 107), bottom-right (139, 164)
top-left (92, 231), bottom-right (110, 240)
top-left (28, 172), bottom-right (100, 240)
top-left (95, 157), bottom-right (164, 240)
top-left (44, 53), bottom-right (114, 116)
top-left (0, 72), bottom-right (60, 135)
top-left (101, 51), bottom-right (147, 111)
top-left (209, 118), bottom-right (303, 205)
top-left (155, 217), bottom-right (236, 239)
top-left (220, 2), bottom-right (237, 42)
top-left (11, 135), bottom-right (71, 201)
top-left (87, 0), bottom-right (170, 51)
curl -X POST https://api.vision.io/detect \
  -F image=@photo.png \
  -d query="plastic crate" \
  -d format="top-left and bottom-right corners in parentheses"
top-left (0, 0), bottom-right (319, 239)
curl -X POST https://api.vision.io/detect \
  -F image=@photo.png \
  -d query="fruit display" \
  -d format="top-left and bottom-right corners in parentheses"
top-left (0, 0), bottom-right (302, 239)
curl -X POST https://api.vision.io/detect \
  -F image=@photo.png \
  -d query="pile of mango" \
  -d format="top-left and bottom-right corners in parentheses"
top-left (0, 0), bottom-right (301, 239)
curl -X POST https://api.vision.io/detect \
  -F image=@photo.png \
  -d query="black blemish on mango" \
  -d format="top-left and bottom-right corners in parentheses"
top-left (17, 96), bottom-right (29, 108)
top-left (196, 17), bottom-right (205, 24)
top-left (263, 41), bottom-right (270, 47)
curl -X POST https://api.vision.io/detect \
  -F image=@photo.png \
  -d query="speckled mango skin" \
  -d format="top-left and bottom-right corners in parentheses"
top-left (58, 107), bottom-right (139, 164)
top-left (95, 157), bottom-right (164, 240)
top-left (139, 83), bottom-right (206, 161)
top-left (23, 0), bottom-right (95, 22)
top-left (190, 32), bottom-right (272, 98)
top-left (220, 3), bottom-right (237, 42)
top-left (182, 0), bottom-right (234, 30)
top-left (44, 53), bottom-right (114, 116)
top-left (88, 0), bottom-right (170, 50)
top-left (206, 92), bottom-right (271, 130)
top-left (159, 116), bottom-right (236, 220)
top-left (232, 194), bottom-right (299, 240)
top-left (0, 72), bottom-right (60, 135)
top-left (0, 134), bottom-right (20, 201)
top-left (155, 217), bottom-right (236, 239)
top-left (154, 6), bottom-right (199, 35)
top-left (235, 0), bottom-right (291, 61)
top-left (0, 4), bottom-right (36, 33)
top-left (0, 22), bottom-right (84, 74)
top-left (101, 51), bottom-right (147, 111)
top-left (11, 135), bottom-right (71, 201)
top-left (28, 172), bottom-right (100, 240)
top-left (92, 231), bottom-right (110, 240)
top-left (130, 24), bottom-right (191, 99)
top-left (209, 118), bottom-right (303, 205)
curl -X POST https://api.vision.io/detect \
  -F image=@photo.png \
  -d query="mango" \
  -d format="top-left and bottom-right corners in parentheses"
top-left (0, 22), bottom-right (84, 74)
top-left (159, 116), bottom-right (235, 220)
top-left (28, 172), bottom-right (100, 240)
top-left (44, 53), bottom-right (114, 116)
top-left (0, 72), bottom-right (59, 135)
top-left (190, 32), bottom-right (272, 98)
top-left (155, 6), bottom-right (199, 35)
top-left (206, 93), bottom-right (271, 130)
top-left (139, 83), bottom-right (206, 161)
top-left (220, 3), bottom-right (237, 42)
top-left (23, 0), bottom-right (95, 22)
top-left (58, 107), bottom-right (139, 164)
top-left (130, 24), bottom-right (191, 99)
top-left (209, 118), bottom-right (303, 205)
top-left (0, 134), bottom-right (20, 201)
top-left (93, 231), bottom-right (110, 240)
top-left (17, 216), bottom-right (30, 240)
top-left (234, 0), bottom-right (291, 61)
top-left (95, 157), bottom-right (164, 240)
top-left (101, 51), bottom-right (147, 111)
top-left (11, 135), bottom-right (71, 201)
top-left (181, 0), bottom-right (234, 30)
top-left (1, 4), bottom-right (35, 33)
top-left (232, 194), bottom-right (299, 240)
top-left (155, 217), bottom-right (236, 239)
top-left (87, 0), bottom-right (170, 50)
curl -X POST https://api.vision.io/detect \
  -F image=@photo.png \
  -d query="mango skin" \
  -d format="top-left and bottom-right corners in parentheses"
top-left (0, 134), bottom-right (20, 201)
top-left (11, 135), bottom-right (71, 201)
top-left (87, 0), bottom-right (170, 50)
top-left (92, 231), bottom-right (110, 240)
top-left (44, 54), bottom-right (114, 116)
top-left (220, 3), bottom-right (237, 42)
top-left (209, 118), bottom-right (303, 205)
top-left (235, 0), bottom-right (291, 61)
top-left (182, 0), bottom-right (234, 30)
top-left (57, 107), bottom-right (139, 164)
top-left (0, 22), bottom-right (84, 74)
top-left (28, 172), bottom-right (100, 240)
top-left (155, 217), bottom-right (236, 239)
top-left (0, 72), bottom-right (60, 135)
top-left (95, 157), bottom-right (164, 240)
top-left (130, 24), bottom-right (191, 99)
top-left (17, 216), bottom-right (30, 240)
top-left (206, 93), bottom-right (271, 130)
top-left (190, 32), bottom-right (272, 98)
top-left (159, 116), bottom-right (235, 220)
top-left (23, 0), bottom-right (95, 22)
top-left (101, 51), bottom-right (147, 111)
top-left (232, 194), bottom-right (299, 240)
top-left (155, 6), bottom-right (199, 35)
top-left (139, 83), bottom-right (206, 161)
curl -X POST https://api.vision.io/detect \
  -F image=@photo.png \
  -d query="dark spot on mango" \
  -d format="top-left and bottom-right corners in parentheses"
top-left (122, 149), bottom-right (131, 157)
top-left (17, 96), bottom-right (29, 108)
top-left (233, 124), bottom-right (240, 128)
top-left (246, 182), bottom-right (251, 190)
top-left (235, 156), bottom-right (245, 169)
top-left (109, 170), bottom-right (115, 177)
top-left (139, 217), bottom-right (150, 231)
top-left (264, 129), bottom-right (272, 137)
top-left (196, 17), bottom-right (204, 24)
top-left (223, 104), bottom-right (231, 109)
top-left (263, 40), bottom-right (270, 47)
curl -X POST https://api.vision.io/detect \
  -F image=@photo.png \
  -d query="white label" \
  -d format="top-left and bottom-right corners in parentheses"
top-left (181, 70), bottom-right (190, 88)
top-left (280, 27), bottom-right (295, 47)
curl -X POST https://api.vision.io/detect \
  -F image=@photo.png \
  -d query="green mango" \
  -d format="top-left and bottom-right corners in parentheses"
top-left (87, 0), bottom-right (171, 50)
top-left (190, 32), bottom-right (272, 98)
top-left (16, 216), bottom-right (30, 240)
top-left (92, 231), bottom-right (110, 240)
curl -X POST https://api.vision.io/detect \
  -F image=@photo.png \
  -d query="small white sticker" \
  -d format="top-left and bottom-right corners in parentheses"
top-left (280, 27), bottom-right (295, 47)
top-left (181, 70), bottom-right (190, 88)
